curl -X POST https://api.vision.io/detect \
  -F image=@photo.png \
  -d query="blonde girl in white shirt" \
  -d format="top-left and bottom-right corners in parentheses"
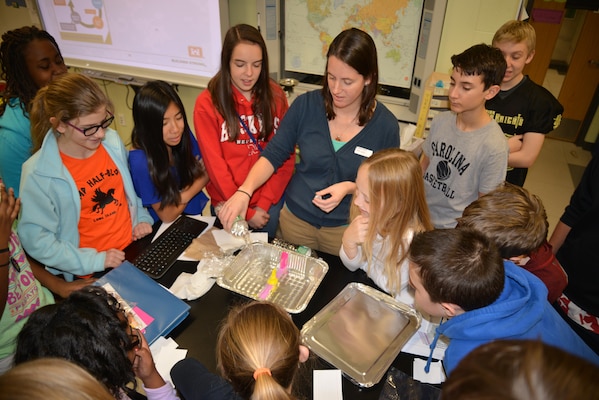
top-left (340, 148), bottom-right (432, 304)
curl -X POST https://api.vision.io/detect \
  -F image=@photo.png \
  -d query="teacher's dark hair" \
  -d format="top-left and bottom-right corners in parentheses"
top-left (322, 28), bottom-right (379, 126)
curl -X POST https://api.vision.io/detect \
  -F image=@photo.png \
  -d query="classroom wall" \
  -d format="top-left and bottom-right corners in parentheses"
top-left (1, 0), bottom-right (523, 146)
top-left (78, 78), bottom-right (201, 146)
top-left (229, 0), bottom-right (260, 34)
top-left (0, 3), bottom-right (34, 32)
top-left (436, 0), bottom-right (522, 75)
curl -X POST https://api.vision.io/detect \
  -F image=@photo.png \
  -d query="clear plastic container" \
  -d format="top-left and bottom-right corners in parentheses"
top-left (216, 242), bottom-right (328, 313)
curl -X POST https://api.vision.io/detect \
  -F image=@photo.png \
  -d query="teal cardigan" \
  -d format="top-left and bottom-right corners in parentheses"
top-left (18, 128), bottom-right (153, 281)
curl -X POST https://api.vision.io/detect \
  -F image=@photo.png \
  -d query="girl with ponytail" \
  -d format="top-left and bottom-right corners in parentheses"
top-left (172, 301), bottom-right (309, 400)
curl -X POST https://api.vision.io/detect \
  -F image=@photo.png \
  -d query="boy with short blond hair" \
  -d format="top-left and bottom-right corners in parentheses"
top-left (487, 20), bottom-right (563, 187)
top-left (493, 20), bottom-right (536, 59)
top-left (456, 183), bottom-right (567, 302)
top-left (408, 228), bottom-right (599, 376)
top-left (421, 44), bottom-right (508, 228)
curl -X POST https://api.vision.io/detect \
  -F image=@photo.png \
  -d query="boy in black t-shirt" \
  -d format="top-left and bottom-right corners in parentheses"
top-left (486, 20), bottom-right (563, 187)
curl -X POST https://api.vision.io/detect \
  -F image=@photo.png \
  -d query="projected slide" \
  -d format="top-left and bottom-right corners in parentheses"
top-left (51, 0), bottom-right (111, 44)
top-left (36, 0), bottom-right (223, 82)
top-left (285, 0), bottom-right (424, 89)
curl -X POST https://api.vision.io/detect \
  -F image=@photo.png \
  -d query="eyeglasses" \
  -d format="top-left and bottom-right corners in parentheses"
top-left (65, 112), bottom-right (114, 136)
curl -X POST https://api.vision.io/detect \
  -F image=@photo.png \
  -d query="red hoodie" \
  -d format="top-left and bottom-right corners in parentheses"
top-left (194, 82), bottom-right (294, 220)
top-left (524, 240), bottom-right (568, 303)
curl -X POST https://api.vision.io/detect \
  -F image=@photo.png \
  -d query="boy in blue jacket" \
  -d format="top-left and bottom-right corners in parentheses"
top-left (408, 228), bottom-right (599, 376)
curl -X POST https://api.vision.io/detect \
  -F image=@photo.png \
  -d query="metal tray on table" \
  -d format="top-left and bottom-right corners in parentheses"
top-left (216, 242), bottom-right (328, 313)
top-left (301, 283), bottom-right (421, 387)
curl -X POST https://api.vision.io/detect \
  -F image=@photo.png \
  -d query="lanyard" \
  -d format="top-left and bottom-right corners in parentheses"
top-left (237, 114), bottom-right (263, 152)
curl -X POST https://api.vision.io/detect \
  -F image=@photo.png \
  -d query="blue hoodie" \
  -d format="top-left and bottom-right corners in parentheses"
top-left (430, 261), bottom-right (599, 375)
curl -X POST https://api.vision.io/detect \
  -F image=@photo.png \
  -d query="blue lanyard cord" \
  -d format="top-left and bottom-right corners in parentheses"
top-left (424, 317), bottom-right (445, 373)
top-left (237, 114), bottom-right (263, 152)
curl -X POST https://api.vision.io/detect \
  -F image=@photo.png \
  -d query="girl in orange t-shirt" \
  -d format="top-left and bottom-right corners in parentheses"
top-left (17, 73), bottom-right (153, 281)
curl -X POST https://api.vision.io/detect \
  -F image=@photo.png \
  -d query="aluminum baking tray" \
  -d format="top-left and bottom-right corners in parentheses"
top-left (301, 283), bottom-right (421, 387)
top-left (216, 242), bottom-right (328, 313)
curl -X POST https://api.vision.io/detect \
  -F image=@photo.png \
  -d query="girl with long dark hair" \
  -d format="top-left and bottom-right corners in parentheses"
top-left (129, 81), bottom-right (209, 223)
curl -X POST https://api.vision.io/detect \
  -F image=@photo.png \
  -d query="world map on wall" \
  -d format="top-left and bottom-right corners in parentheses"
top-left (285, 0), bottom-right (424, 89)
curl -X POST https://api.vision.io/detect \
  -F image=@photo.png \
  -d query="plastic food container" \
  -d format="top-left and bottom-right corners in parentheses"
top-left (301, 283), bottom-right (421, 387)
top-left (216, 242), bottom-right (328, 313)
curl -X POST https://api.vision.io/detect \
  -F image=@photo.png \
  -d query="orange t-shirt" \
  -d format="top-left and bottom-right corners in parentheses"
top-left (61, 145), bottom-right (132, 252)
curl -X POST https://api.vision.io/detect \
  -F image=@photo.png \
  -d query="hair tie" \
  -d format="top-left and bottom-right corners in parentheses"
top-left (253, 367), bottom-right (272, 380)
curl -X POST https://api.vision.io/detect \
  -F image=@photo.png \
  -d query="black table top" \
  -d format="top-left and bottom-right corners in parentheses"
top-left (126, 222), bottom-right (438, 399)
top-left (153, 249), bottom-right (430, 400)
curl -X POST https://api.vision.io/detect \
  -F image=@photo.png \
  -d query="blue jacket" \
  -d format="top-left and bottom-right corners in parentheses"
top-left (262, 90), bottom-right (400, 227)
top-left (433, 261), bottom-right (599, 375)
top-left (18, 128), bottom-right (153, 281)
top-left (0, 98), bottom-right (31, 197)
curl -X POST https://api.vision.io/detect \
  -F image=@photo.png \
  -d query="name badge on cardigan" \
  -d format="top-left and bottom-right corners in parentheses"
top-left (354, 146), bottom-right (373, 158)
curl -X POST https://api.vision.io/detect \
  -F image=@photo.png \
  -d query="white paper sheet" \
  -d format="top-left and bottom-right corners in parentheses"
top-left (313, 369), bottom-right (343, 400)
top-left (413, 359), bottom-right (445, 384)
top-left (150, 337), bottom-right (187, 385)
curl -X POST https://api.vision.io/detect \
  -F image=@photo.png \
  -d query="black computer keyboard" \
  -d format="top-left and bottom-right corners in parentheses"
top-left (129, 216), bottom-right (208, 279)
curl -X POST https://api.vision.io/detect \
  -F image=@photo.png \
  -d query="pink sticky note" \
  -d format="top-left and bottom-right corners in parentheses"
top-left (133, 305), bottom-right (154, 332)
